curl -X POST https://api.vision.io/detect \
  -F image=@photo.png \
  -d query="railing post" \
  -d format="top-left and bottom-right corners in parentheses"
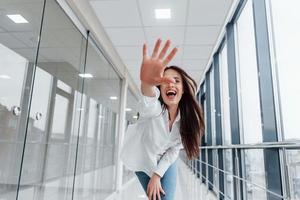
top-left (234, 148), bottom-right (241, 200)
top-left (206, 148), bottom-right (209, 189)
top-left (282, 148), bottom-right (291, 200)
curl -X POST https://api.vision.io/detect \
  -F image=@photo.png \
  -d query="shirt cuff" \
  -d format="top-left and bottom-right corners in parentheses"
top-left (138, 87), bottom-right (161, 118)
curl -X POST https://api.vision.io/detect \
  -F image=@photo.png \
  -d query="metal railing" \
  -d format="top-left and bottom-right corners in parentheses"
top-left (182, 141), bottom-right (300, 200)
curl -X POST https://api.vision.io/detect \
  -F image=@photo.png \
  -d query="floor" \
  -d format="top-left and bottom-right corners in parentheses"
top-left (112, 159), bottom-right (218, 200)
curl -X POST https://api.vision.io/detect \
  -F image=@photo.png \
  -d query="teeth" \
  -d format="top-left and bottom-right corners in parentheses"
top-left (166, 90), bottom-right (176, 96)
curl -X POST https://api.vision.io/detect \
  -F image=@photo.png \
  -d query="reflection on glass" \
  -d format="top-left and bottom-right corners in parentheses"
top-left (19, 0), bottom-right (87, 199)
top-left (72, 35), bottom-right (121, 199)
top-left (0, 0), bottom-right (45, 198)
top-left (270, 0), bottom-right (300, 140)
top-left (51, 94), bottom-right (69, 137)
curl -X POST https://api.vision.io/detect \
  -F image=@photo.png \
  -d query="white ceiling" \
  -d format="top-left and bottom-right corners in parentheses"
top-left (89, 0), bottom-right (234, 87)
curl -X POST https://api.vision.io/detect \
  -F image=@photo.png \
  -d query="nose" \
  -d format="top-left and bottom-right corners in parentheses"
top-left (167, 81), bottom-right (175, 87)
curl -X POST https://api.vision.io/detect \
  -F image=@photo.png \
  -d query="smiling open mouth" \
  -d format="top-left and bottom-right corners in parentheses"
top-left (166, 90), bottom-right (177, 98)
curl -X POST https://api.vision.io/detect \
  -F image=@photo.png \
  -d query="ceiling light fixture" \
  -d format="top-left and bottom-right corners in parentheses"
top-left (79, 73), bottom-right (93, 78)
top-left (7, 14), bottom-right (29, 24)
top-left (133, 115), bottom-right (138, 119)
top-left (0, 75), bottom-right (11, 79)
top-left (125, 108), bottom-right (132, 112)
top-left (110, 96), bottom-right (118, 100)
top-left (155, 9), bottom-right (171, 19)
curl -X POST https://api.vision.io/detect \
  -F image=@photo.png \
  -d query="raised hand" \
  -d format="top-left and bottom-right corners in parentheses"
top-left (140, 39), bottom-right (178, 86)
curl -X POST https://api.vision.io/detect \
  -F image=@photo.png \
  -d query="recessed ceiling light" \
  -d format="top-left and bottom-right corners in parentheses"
top-left (110, 96), bottom-right (118, 100)
top-left (133, 115), bottom-right (138, 119)
top-left (79, 73), bottom-right (93, 78)
top-left (7, 14), bottom-right (29, 24)
top-left (125, 108), bottom-right (132, 112)
top-left (155, 9), bottom-right (171, 19)
top-left (0, 75), bottom-right (11, 79)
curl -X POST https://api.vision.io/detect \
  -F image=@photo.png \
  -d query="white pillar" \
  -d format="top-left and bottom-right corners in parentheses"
top-left (115, 78), bottom-right (128, 192)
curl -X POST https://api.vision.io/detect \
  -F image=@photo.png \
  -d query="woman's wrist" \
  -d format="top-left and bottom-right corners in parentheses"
top-left (141, 82), bottom-right (156, 97)
top-left (152, 172), bottom-right (161, 179)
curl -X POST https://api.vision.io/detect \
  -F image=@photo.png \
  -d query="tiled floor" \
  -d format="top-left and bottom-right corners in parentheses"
top-left (113, 159), bottom-right (217, 200)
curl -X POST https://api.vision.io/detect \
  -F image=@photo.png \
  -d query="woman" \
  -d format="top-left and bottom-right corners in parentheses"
top-left (121, 39), bottom-right (205, 200)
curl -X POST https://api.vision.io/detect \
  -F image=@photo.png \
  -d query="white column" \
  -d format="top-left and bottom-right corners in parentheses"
top-left (115, 78), bottom-right (128, 192)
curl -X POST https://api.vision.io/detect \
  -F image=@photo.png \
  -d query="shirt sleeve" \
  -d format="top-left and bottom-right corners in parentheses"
top-left (154, 142), bottom-right (183, 177)
top-left (138, 87), bottom-right (162, 118)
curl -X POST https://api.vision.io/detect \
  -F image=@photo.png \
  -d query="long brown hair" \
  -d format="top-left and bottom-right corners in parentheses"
top-left (158, 66), bottom-right (205, 160)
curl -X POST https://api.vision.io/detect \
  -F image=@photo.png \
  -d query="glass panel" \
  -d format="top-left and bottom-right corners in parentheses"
top-left (286, 150), bottom-right (300, 200)
top-left (219, 43), bottom-right (231, 146)
top-left (270, 0), bottom-right (300, 141)
top-left (0, 0), bottom-right (44, 198)
top-left (51, 94), bottom-right (69, 139)
top-left (219, 43), bottom-right (234, 199)
top-left (72, 37), bottom-right (121, 199)
top-left (18, 0), bottom-right (87, 199)
top-left (57, 80), bottom-right (72, 94)
top-left (210, 68), bottom-right (219, 191)
top-left (235, 1), bottom-right (266, 199)
top-left (244, 150), bottom-right (267, 200)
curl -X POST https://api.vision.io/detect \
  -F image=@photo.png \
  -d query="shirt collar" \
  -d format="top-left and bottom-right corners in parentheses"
top-left (163, 108), bottom-right (181, 123)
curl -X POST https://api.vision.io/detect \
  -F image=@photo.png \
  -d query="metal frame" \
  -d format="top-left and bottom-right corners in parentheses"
top-left (184, 140), bottom-right (300, 200)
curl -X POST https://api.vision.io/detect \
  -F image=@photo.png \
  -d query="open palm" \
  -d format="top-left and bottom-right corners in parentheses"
top-left (140, 39), bottom-right (178, 86)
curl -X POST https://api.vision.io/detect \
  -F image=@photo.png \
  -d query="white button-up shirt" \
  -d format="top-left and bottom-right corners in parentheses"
top-left (121, 87), bottom-right (183, 177)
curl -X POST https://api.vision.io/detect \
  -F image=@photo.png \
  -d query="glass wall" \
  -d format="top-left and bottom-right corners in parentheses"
top-left (0, 0), bottom-right (45, 199)
top-left (219, 42), bottom-right (234, 199)
top-left (269, 0), bottom-right (300, 198)
top-left (269, 0), bottom-right (300, 141)
top-left (0, 0), bottom-right (121, 199)
top-left (235, 1), bottom-right (267, 199)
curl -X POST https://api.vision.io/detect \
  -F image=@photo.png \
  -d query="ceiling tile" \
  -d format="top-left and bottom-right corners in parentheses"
top-left (185, 26), bottom-right (221, 45)
top-left (188, 0), bottom-right (234, 26)
top-left (145, 26), bottom-right (185, 46)
top-left (182, 45), bottom-right (213, 59)
top-left (181, 59), bottom-right (208, 70)
top-left (138, 0), bottom-right (188, 26)
top-left (90, 0), bottom-right (142, 27)
top-left (0, 33), bottom-right (27, 48)
top-left (115, 46), bottom-right (142, 60)
top-left (105, 28), bottom-right (146, 46)
top-left (186, 69), bottom-right (204, 82)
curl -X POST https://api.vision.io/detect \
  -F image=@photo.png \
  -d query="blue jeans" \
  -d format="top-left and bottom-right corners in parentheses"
top-left (135, 161), bottom-right (177, 200)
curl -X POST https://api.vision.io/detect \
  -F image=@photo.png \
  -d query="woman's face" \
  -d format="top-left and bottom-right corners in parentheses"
top-left (160, 69), bottom-right (184, 108)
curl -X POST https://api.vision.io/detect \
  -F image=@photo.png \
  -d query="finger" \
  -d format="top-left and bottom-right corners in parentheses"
top-left (143, 43), bottom-right (148, 60)
top-left (155, 77), bottom-right (175, 85)
top-left (163, 46), bottom-right (178, 66)
top-left (153, 190), bottom-right (156, 200)
top-left (147, 184), bottom-right (150, 196)
top-left (149, 191), bottom-right (153, 200)
top-left (160, 187), bottom-right (166, 195)
top-left (158, 40), bottom-right (171, 60)
top-left (152, 38), bottom-right (162, 58)
top-left (157, 189), bottom-right (161, 200)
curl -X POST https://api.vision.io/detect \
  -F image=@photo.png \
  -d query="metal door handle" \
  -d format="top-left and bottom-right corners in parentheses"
top-left (35, 112), bottom-right (42, 120)
top-left (12, 106), bottom-right (21, 116)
